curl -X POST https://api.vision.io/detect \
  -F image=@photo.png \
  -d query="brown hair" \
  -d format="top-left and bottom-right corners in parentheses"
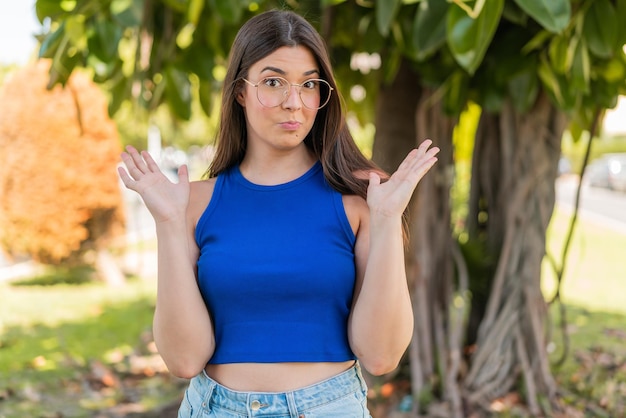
top-left (205, 9), bottom-right (383, 201)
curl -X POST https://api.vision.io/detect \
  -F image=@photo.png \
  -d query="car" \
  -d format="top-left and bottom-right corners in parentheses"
top-left (606, 153), bottom-right (626, 192)
top-left (583, 153), bottom-right (626, 192)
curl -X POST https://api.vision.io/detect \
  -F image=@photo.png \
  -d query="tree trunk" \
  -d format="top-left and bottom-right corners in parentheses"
top-left (372, 62), bottom-right (460, 416)
top-left (411, 89), bottom-right (459, 417)
top-left (464, 92), bottom-right (567, 415)
top-left (372, 59), bottom-right (422, 173)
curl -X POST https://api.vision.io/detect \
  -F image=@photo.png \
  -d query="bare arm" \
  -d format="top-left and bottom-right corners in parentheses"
top-left (118, 147), bottom-right (214, 378)
top-left (348, 140), bottom-right (439, 376)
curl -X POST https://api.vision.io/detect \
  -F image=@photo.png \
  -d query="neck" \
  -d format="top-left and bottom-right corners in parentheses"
top-left (239, 148), bottom-right (317, 186)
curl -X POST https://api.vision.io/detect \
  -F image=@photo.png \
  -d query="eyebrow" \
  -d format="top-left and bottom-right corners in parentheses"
top-left (260, 66), bottom-right (320, 77)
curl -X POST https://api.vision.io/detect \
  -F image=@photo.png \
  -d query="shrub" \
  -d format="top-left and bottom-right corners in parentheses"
top-left (0, 60), bottom-right (124, 271)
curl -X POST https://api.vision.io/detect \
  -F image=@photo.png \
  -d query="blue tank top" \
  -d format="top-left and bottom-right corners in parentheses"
top-left (195, 161), bottom-right (357, 364)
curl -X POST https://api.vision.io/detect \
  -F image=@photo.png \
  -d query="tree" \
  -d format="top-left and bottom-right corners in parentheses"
top-left (0, 60), bottom-right (126, 286)
top-left (34, 0), bottom-right (626, 415)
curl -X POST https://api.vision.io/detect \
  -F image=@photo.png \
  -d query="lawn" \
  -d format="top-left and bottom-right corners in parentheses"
top-left (0, 276), bottom-right (186, 417)
top-left (0, 206), bottom-right (624, 417)
top-left (541, 208), bottom-right (626, 417)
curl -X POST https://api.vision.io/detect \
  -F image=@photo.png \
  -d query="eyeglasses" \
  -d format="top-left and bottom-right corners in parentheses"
top-left (242, 76), bottom-right (333, 110)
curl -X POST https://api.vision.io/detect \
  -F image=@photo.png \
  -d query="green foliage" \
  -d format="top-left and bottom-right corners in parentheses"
top-left (447, 0), bottom-right (504, 75)
top-left (34, 0), bottom-right (626, 134)
top-left (513, 0), bottom-right (571, 33)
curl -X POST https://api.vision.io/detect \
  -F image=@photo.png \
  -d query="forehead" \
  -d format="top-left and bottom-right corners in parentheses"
top-left (249, 45), bottom-right (318, 76)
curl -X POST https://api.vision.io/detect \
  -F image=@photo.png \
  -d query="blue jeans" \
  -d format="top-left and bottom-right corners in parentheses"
top-left (177, 362), bottom-right (372, 417)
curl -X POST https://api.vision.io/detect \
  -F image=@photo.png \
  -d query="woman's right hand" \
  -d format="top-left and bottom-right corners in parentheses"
top-left (118, 145), bottom-right (190, 224)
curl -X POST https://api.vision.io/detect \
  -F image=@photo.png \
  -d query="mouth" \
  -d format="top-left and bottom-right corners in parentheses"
top-left (279, 121), bottom-right (302, 130)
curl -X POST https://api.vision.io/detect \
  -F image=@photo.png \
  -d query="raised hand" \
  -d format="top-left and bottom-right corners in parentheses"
top-left (118, 145), bottom-right (190, 224)
top-left (367, 139), bottom-right (439, 218)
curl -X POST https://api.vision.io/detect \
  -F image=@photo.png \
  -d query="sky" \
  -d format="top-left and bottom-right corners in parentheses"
top-left (0, 0), bottom-right (40, 65)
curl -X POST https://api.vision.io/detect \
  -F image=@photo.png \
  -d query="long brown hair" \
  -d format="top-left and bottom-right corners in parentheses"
top-left (206, 10), bottom-right (383, 201)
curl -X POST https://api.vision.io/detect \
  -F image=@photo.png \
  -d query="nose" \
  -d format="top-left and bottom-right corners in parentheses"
top-left (282, 85), bottom-right (302, 110)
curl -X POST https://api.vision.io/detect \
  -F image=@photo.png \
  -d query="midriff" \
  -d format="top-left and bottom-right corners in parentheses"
top-left (204, 360), bottom-right (356, 392)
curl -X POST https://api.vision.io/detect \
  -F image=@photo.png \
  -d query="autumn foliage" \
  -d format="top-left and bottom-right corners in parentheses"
top-left (0, 60), bottom-right (124, 265)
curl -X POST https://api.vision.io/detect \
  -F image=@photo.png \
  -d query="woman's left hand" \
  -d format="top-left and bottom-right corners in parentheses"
top-left (367, 139), bottom-right (439, 218)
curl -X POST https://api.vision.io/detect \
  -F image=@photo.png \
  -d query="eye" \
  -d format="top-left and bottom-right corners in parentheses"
top-left (263, 77), bottom-right (287, 88)
top-left (302, 80), bottom-right (318, 90)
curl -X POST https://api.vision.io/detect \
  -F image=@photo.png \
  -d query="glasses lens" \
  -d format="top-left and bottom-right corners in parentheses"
top-left (300, 79), bottom-right (332, 110)
top-left (256, 77), bottom-right (288, 107)
top-left (255, 77), bottom-right (332, 109)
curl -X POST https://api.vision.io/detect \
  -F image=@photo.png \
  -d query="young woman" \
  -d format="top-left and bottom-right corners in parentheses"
top-left (118, 9), bottom-right (439, 418)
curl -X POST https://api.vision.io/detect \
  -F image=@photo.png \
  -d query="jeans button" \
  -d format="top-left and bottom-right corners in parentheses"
top-left (250, 399), bottom-right (261, 411)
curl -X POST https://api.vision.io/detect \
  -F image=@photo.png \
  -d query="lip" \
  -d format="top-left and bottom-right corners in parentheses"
top-left (279, 120), bottom-right (302, 130)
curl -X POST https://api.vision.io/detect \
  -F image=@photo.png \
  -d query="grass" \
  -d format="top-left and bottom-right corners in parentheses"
top-left (541, 207), bottom-right (626, 416)
top-left (0, 275), bottom-right (185, 417)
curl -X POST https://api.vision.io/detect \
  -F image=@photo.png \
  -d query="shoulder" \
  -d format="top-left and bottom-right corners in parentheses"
top-left (188, 178), bottom-right (217, 227)
top-left (342, 194), bottom-right (369, 237)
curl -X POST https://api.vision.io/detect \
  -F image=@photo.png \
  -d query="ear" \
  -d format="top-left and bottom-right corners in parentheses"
top-left (236, 89), bottom-right (246, 107)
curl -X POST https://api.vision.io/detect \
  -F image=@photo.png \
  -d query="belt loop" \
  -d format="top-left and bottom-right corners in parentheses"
top-left (286, 391), bottom-right (299, 418)
top-left (354, 361), bottom-right (368, 392)
top-left (202, 375), bottom-right (216, 413)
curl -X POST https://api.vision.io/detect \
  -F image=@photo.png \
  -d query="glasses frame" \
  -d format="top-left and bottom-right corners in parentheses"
top-left (241, 76), bottom-right (334, 110)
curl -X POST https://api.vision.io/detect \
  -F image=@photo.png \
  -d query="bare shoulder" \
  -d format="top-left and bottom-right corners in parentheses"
top-left (342, 194), bottom-right (369, 236)
top-left (188, 178), bottom-right (217, 227)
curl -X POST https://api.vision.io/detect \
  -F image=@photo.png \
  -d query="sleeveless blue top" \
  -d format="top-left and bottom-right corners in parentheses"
top-left (195, 161), bottom-right (358, 364)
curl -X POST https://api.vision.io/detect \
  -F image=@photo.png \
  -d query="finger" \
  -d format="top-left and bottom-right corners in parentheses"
top-left (368, 171), bottom-right (381, 187)
top-left (417, 139), bottom-right (433, 152)
top-left (117, 166), bottom-right (135, 189)
top-left (120, 152), bottom-right (147, 180)
top-left (177, 164), bottom-right (190, 184)
top-left (126, 145), bottom-right (150, 174)
top-left (142, 150), bottom-right (161, 173)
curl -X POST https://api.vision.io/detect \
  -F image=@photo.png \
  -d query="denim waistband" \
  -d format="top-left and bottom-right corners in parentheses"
top-left (189, 361), bottom-right (367, 416)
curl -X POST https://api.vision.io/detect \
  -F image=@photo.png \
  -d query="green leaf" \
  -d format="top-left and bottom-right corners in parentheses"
top-left (537, 53), bottom-right (575, 109)
top-left (447, 0), bottom-right (504, 75)
top-left (110, 0), bottom-right (143, 27)
top-left (568, 117), bottom-right (584, 142)
top-left (164, 67), bottom-right (192, 120)
top-left (198, 79), bottom-right (213, 117)
top-left (49, 47), bottom-right (82, 87)
top-left (570, 37), bottom-right (589, 94)
top-left (597, 58), bottom-right (626, 83)
top-left (322, 0), bottom-right (348, 5)
top-left (376, 0), bottom-right (402, 37)
top-left (512, 0), bottom-right (571, 33)
top-left (521, 29), bottom-right (552, 54)
top-left (187, 0), bottom-right (205, 25)
top-left (443, 70), bottom-right (469, 114)
top-left (64, 15), bottom-right (87, 50)
top-left (502, 1), bottom-right (527, 25)
top-left (548, 34), bottom-right (574, 74)
top-left (583, 0), bottom-right (618, 59)
top-left (39, 22), bottom-right (65, 59)
top-left (36, 0), bottom-right (65, 23)
top-left (92, 19), bottom-right (123, 61)
top-left (412, 0), bottom-right (448, 61)
top-left (108, 75), bottom-right (130, 116)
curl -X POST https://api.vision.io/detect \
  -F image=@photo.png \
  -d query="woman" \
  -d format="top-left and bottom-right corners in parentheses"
top-left (118, 9), bottom-right (439, 417)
